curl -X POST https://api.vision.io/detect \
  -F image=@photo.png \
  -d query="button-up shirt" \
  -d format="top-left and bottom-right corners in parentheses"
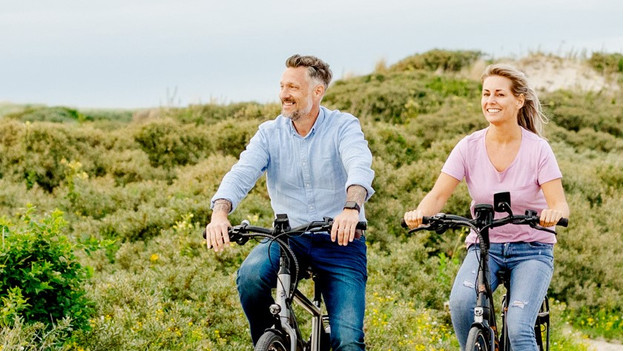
top-left (211, 106), bottom-right (375, 227)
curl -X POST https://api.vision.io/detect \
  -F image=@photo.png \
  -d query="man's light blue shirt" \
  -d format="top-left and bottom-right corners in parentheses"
top-left (211, 106), bottom-right (375, 227)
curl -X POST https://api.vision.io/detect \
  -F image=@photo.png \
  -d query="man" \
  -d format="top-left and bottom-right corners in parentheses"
top-left (205, 54), bottom-right (374, 350)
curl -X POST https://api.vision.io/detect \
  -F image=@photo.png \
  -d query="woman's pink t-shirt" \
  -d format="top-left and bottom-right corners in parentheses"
top-left (441, 127), bottom-right (562, 244)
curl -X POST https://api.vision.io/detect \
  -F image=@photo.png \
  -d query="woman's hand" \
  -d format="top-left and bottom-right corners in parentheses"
top-left (539, 208), bottom-right (564, 227)
top-left (403, 209), bottom-right (425, 229)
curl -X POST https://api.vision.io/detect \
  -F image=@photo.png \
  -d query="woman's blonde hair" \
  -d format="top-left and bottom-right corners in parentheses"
top-left (481, 63), bottom-right (548, 136)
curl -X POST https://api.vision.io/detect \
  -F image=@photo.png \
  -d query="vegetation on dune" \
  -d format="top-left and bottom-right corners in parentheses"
top-left (0, 50), bottom-right (621, 350)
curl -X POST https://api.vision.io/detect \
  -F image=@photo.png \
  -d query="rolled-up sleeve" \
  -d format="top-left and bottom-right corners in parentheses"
top-left (211, 128), bottom-right (269, 212)
top-left (338, 116), bottom-right (375, 201)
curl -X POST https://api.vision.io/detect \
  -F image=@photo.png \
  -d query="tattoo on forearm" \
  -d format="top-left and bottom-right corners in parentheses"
top-left (213, 199), bottom-right (232, 214)
top-left (346, 185), bottom-right (367, 206)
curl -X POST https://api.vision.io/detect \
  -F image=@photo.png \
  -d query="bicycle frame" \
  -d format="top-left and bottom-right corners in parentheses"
top-left (470, 204), bottom-right (499, 349)
top-left (271, 238), bottom-right (328, 351)
top-left (264, 214), bottom-right (331, 351)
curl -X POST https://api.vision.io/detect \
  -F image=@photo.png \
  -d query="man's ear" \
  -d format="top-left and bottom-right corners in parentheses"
top-left (314, 84), bottom-right (325, 98)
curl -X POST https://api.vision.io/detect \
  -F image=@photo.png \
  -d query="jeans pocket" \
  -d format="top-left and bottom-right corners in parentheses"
top-left (526, 241), bottom-right (555, 263)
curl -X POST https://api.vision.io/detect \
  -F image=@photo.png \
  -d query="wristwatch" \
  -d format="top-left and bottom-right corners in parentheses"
top-left (343, 201), bottom-right (361, 213)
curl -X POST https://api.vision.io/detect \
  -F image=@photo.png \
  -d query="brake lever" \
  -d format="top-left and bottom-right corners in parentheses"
top-left (229, 220), bottom-right (251, 245)
top-left (408, 226), bottom-right (431, 234)
top-left (408, 224), bottom-right (449, 235)
top-left (529, 223), bottom-right (557, 235)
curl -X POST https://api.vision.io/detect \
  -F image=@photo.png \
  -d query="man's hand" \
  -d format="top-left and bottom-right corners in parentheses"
top-left (331, 209), bottom-right (360, 246)
top-left (205, 216), bottom-right (231, 252)
top-left (206, 199), bottom-right (232, 252)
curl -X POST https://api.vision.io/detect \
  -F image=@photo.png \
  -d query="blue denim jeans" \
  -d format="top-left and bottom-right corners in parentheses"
top-left (237, 232), bottom-right (367, 350)
top-left (449, 242), bottom-right (554, 351)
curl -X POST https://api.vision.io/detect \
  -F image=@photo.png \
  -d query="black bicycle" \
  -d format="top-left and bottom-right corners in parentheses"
top-left (206, 214), bottom-right (366, 351)
top-left (403, 192), bottom-right (567, 351)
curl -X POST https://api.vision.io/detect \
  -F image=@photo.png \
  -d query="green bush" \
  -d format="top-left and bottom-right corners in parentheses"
top-left (133, 119), bottom-right (214, 169)
top-left (0, 206), bottom-right (93, 331)
top-left (588, 52), bottom-right (623, 74)
top-left (0, 120), bottom-right (117, 192)
top-left (325, 71), bottom-right (480, 124)
top-left (389, 49), bottom-right (483, 72)
top-left (542, 90), bottom-right (622, 136)
top-left (165, 102), bottom-right (280, 125)
top-left (3, 106), bottom-right (89, 123)
top-left (209, 118), bottom-right (263, 158)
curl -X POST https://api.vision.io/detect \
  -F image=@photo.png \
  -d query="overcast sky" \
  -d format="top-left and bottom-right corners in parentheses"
top-left (1, 0), bottom-right (622, 109)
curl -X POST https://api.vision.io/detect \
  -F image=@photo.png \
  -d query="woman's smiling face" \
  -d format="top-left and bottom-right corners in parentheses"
top-left (481, 75), bottom-right (524, 126)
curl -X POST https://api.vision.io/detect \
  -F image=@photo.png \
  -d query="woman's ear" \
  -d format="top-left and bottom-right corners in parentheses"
top-left (517, 94), bottom-right (525, 108)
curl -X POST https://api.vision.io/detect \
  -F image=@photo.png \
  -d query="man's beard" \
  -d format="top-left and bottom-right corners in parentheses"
top-left (283, 109), bottom-right (303, 122)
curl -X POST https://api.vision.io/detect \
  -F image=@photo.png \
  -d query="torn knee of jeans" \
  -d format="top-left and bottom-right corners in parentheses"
top-left (462, 280), bottom-right (475, 288)
top-left (511, 300), bottom-right (529, 309)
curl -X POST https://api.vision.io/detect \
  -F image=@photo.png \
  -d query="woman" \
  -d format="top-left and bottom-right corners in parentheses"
top-left (403, 63), bottom-right (569, 351)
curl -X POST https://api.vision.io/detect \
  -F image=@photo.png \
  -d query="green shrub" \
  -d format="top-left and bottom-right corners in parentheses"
top-left (0, 317), bottom-right (76, 350)
top-left (165, 102), bottom-right (280, 125)
top-left (543, 90), bottom-right (622, 137)
top-left (588, 52), bottom-right (623, 74)
top-left (326, 71), bottom-right (480, 124)
top-left (0, 120), bottom-right (116, 192)
top-left (3, 106), bottom-right (89, 123)
top-left (0, 206), bottom-right (94, 331)
top-left (133, 119), bottom-right (214, 169)
top-left (389, 49), bottom-right (483, 72)
top-left (209, 118), bottom-right (263, 158)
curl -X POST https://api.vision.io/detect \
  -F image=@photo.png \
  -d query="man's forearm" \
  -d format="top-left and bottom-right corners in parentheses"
top-left (346, 185), bottom-right (367, 206)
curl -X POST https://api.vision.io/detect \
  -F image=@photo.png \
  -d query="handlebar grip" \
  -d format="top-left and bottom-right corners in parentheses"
top-left (557, 218), bottom-right (568, 227)
top-left (400, 217), bottom-right (431, 228)
top-left (356, 221), bottom-right (368, 230)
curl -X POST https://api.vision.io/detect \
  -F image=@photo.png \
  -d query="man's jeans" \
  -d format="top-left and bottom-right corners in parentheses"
top-left (237, 232), bottom-right (367, 350)
top-left (450, 242), bottom-right (554, 351)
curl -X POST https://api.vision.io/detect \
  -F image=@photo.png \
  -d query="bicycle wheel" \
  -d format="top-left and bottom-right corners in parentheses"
top-left (254, 330), bottom-right (289, 351)
top-left (465, 326), bottom-right (492, 351)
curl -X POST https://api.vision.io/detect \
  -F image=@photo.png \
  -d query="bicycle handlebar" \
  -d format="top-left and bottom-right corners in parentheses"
top-left (203, 217), bottom-right (367, 245)
top-left (401, 211), bottom-right (568, 235)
